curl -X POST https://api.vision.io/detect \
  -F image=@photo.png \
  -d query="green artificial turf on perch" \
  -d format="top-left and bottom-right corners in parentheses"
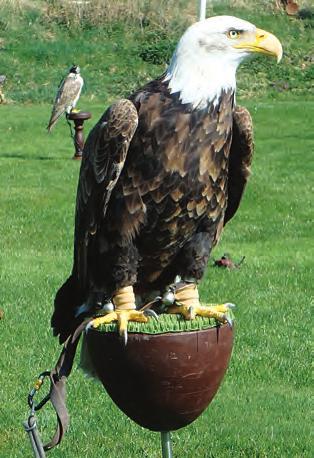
top-left (95, 310), bottom-right (235, 334)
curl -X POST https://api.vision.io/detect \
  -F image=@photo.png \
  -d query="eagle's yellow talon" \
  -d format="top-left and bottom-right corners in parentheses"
top-left (89, 309), bottom-right (150, 344)
top-left (208, 304), bottom-right (229, 313)
top-left (167, 303), bottom-right (230, 322)
top-left (166, 284), bottom-right (234, 325)
top-left (90, 312), bottom-right (118, 329)
top-left (167, 303), bottom-right (233, 325)
top-left (87, 286), bottom-right (152, 343)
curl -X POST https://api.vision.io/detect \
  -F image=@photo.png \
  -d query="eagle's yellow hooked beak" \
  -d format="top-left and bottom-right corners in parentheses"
top-left (234, 28), bottom-right (283, 63)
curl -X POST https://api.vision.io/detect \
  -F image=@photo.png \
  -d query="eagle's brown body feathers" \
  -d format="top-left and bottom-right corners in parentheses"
top-left (52, 79), bottom-right (254, 343)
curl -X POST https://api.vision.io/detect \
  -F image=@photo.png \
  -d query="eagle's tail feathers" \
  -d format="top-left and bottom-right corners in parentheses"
top-left (52, 275), bottom-right (82, 343)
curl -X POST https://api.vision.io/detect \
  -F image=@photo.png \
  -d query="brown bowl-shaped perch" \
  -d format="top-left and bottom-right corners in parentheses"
top-left (85, 323), bottom-right (233, 431)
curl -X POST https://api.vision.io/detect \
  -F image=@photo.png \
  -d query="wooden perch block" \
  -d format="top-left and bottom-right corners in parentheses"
top-left (68, 111), bottom-right (92, 159)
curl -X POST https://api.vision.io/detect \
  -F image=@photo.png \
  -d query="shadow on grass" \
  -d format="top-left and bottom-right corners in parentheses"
top-left (1, 153), bottom-right (74, 161)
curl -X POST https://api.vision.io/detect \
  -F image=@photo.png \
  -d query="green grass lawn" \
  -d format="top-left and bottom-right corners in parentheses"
top-left (0, 96), bottom-right (312, 457)
top-left (0, 5), bottom-right (313, 456)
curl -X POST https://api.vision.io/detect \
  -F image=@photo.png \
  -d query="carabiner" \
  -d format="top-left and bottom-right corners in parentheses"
top-left (28, 371), bottom-right (51, 411)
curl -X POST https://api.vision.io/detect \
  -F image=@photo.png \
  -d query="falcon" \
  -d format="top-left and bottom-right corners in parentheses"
top-left (47, 65), bottom-right (83, 132)
top-left (52, 16), bottom-right (282, 343)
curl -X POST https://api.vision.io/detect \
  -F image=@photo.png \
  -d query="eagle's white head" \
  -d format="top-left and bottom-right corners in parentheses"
top-left (164, 16), bottom-right (282, 109)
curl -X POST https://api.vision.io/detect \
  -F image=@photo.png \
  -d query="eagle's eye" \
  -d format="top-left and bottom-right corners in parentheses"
top-left (227, 30), bottom-right (240, 39)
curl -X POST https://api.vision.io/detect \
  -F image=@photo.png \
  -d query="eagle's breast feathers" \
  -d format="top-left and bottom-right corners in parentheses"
top-left (112, 84), bottom-right (234, 243)
top-left (72, 77), bottom-right (254, 295)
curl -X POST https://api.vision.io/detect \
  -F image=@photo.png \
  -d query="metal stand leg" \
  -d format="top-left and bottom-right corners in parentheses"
top-left (161, 431), bottom-right (173, 458)
top-left (23, 415), bottom-right (46, 458)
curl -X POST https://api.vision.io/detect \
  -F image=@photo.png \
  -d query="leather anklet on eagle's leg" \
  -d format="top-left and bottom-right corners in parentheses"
top-left (166, 283), bottom-right (234, 326)
top-left (88, 286), bottom-right (157, 344)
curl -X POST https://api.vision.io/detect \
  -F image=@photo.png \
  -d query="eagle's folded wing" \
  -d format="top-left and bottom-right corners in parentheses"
top-left (224, 105), bottom-right (254, 225)
top-left (74, 99), bottom-right (139, 288)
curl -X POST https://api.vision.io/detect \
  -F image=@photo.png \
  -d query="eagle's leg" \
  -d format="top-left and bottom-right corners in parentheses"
top-left (166, 232), bottom-right (234, 325)
top-left (88, 244), bottom-right (157, 343)
top-left (88, 286), bottom-right (157, 343)
top-left (166, 283), bottom-right (234, 326)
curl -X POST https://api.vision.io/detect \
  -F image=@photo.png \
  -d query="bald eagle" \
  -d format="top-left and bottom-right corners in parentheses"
top-left (52, 16), bottom-right (282, 343)
top-left (47, 65), bottom-right (83, 132)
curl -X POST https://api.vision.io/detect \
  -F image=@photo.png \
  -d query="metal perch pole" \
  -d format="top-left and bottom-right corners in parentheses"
top-left (160, 7), bottom-right (209, 458)
top-left (161, 431), bottom-right (173, 458)
top-left (199, 0), bottom-right (207, 20)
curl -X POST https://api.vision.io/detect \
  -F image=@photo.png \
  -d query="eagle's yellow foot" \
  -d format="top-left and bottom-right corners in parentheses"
top-left (70, 108), bottom-right (80, 113)
top-left (167, 302), bottom-right (234, 326)
top-left (88, 309), bottom-right (153, 344)
top-left (87, 286), bottom-right (158, 344)
top-left (165, 283), bottom-right (234, 326)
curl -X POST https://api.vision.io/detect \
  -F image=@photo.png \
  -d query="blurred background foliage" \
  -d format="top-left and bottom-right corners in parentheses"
top-left (0, 0), bottom-right (313, 104)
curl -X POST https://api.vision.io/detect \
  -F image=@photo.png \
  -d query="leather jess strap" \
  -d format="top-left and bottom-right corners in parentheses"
top-left (43, 318), bottom-right (90, 451)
